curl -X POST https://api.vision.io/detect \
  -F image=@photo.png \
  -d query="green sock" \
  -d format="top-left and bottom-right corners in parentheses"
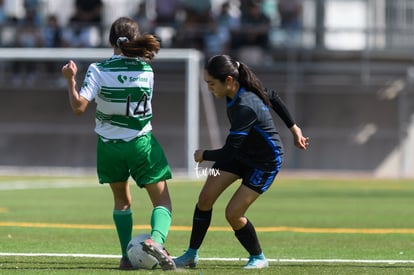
top-left (113, 209), bottom-right (133, 257)
top-left (150, 206), bottom-right (172, 245)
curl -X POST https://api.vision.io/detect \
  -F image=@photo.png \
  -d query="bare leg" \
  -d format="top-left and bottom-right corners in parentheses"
top-left (174, 171), bottom-right (239, 268)
top-left (225, 184), bottom-right (260, 230)
top-left (226, 185), bottom-right (267, 268)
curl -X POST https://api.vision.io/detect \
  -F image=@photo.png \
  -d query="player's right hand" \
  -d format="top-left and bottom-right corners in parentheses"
top-left (61, 60), bottom-right (78, 80)
top-left (194, 150), bottom-right (204, 163)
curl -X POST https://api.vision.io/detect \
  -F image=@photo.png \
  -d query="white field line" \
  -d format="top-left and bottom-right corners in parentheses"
top-left (0, 253), bottom-right (413, 264)
top-left (0, 181), bottom-right (93, 190)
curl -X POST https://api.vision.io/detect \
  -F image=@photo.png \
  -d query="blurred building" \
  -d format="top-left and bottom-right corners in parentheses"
top-left (2, 0), bottom-right (414, 51)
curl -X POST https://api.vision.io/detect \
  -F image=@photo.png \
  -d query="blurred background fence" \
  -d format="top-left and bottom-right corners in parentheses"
top-left (0, 0), bottom-right (413, 177)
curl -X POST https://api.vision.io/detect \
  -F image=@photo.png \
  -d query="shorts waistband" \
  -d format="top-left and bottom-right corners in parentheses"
top-left (99, 133), bottom-right (148, 143)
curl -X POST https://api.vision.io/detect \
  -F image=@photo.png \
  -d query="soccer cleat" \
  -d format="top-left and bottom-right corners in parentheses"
top-left (173, 250), bottom-right (199, 268)
top-left (141, 239), bottom-right (176, 271)
top-left (119, 256), bottom-right (135, 270)
top-left (243, 255), bottom-right (269, 269)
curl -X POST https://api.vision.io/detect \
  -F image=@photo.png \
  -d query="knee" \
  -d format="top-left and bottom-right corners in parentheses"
top-left (225, 207), bottom-right (246, 229)
top-left (152, 193), bottom-right (172, 212)
top-left (114, 199), bottom-right (131, 211)
top-left (156, 202), bottom-right (172, 213)
top-left (225, 208), bottom-right (238, 224)
top-left (197, 195), bottom-right (214, 211)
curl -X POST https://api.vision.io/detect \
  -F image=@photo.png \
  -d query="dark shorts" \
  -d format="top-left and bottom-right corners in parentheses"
top-left (212, 159), bottom-right (281, 194)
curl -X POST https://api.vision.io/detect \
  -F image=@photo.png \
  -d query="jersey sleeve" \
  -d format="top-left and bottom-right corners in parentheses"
top-left (79, 63), bottom-right (100, 102)
top-left (203, 105), bottom-right (257, 162)
top-left (266, 88), bottom-right (295, 128)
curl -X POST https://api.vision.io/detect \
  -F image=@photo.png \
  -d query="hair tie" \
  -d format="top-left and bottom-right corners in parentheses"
top-left (116, 36), bottom-right (129, 48)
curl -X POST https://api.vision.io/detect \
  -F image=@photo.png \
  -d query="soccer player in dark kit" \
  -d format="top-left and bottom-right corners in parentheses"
top-left (174, 54), bottom-right (309, 269)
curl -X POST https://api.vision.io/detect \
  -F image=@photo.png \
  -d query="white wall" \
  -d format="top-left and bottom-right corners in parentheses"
top-left (324, 0), bottom-right (367, 50)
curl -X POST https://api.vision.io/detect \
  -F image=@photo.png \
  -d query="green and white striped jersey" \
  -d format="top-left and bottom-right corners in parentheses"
top-left (79, 55), bottom-right (154, 141)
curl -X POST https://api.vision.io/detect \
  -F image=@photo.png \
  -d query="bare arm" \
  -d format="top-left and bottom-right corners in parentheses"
top-left (290, 124), bottom-right (309, 150)
top-left (61, 60), bottom-right (89, 115)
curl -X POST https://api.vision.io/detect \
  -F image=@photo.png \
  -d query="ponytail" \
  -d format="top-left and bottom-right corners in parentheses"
top-left (238, 62), bottom-right (271, 107)
top-left (117, 34), bottom-right (160, 60)
top-left (206, 55), bottom-right (271, 106)
top-left (109, 17), bottom-right (160, 60)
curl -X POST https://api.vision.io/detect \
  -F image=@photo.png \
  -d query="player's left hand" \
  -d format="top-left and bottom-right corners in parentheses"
top-left (290, 124), bottom-right (309, 150)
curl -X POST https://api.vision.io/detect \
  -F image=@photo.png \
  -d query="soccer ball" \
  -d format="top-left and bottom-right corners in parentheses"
top-left (127, 233), bottom-right (158, 269)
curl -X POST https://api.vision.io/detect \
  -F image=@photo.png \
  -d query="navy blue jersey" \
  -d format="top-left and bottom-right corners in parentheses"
top-left (203, 87), bottom-right (283, 171)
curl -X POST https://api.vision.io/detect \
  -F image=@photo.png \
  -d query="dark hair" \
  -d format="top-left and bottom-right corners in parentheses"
top-left (205, 55), bottom-right (270, 106)
top-left (109, 17), bottom-right (160, 60)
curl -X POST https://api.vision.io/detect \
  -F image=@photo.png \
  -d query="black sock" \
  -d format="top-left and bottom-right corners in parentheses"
top-left (234, 219), bottom-right (262, 256)
top-left (189, 205), bottom-right (212, 249)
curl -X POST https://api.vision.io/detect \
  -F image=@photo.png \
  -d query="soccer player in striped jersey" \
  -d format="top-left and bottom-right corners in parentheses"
top-left (174, 54), bottom-right (309, 269)
top-left (61, 17), bottom-right (175, 270)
